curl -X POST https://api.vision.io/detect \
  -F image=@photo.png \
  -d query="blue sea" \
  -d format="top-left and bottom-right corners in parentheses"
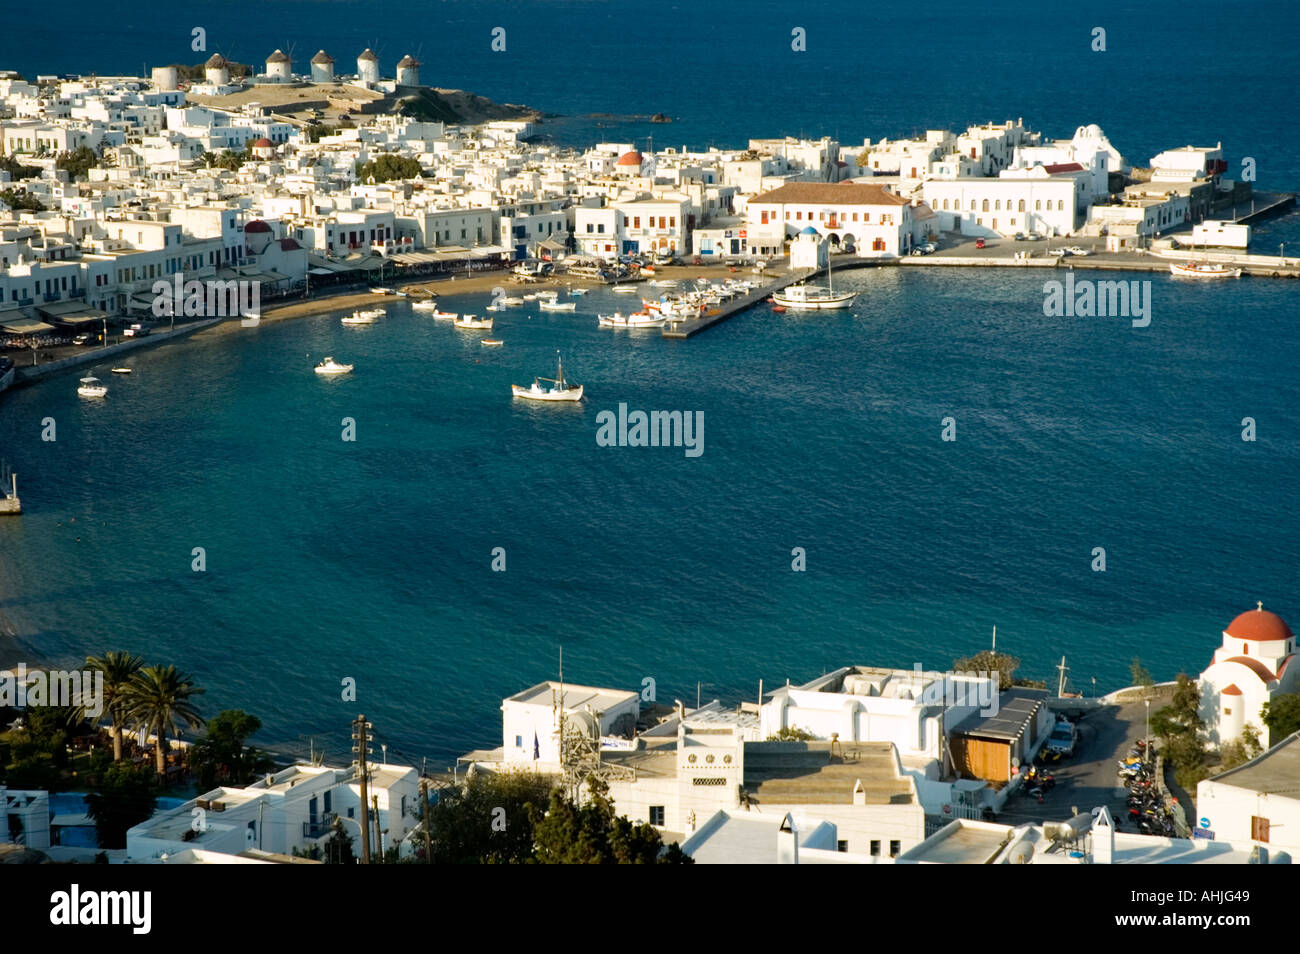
top-left (2, 1), bottom-right (1300, 766)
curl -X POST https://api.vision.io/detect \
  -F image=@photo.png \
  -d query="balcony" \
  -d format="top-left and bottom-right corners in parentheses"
top-left (302, 813), bottom-right (337, 839)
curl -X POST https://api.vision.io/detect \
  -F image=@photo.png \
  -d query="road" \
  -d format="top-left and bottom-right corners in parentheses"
top-left (995, 701), bottom-right (1159, 832)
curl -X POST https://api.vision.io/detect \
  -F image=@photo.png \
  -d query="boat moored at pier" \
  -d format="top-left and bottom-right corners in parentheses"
top-left (1169, 262), bottom-right (1242, 279)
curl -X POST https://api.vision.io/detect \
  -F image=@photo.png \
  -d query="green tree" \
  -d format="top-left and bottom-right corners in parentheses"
top-left (531, 777), bottom-right (692, 864)
top-left (55, 145), bottom-right (99, 180)
top-left (122, 665), bottom-right (205, 779)
top-left (323, 818), bottom-right (356, 864)
top-left (187, 709), bottom-right (273, 789)
top-left (83, 755), bottom-right (158, 849)
top-left (1260, 693), bottom-right (1300, 744)
top-left (355, 154), bottom-right (423, 183)
top-left (1150, 673), bottom-right (1209, 791)
top-left (952, 650), bottom-right (1046, 689)
top-left (426, 770), bottom-right (553, 864)
top-left (78, 652), bottom-right (144, 761)
top-left (0, 155), bottom-right (40, 179)
top-left (1130, 657), bottom-right (1154, 688)
top-left (0, 188), bottom-right (46, 212)
top-left (1219, 724), bottom-right (1263, 771)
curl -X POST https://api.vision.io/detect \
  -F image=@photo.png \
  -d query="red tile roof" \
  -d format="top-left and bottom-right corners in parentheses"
top-left (1221, 683), bottom-right (1243, 696)
top-left (1226, 608), bottom-right (1293, 642)
top-left (1222, 656), bottom-right (1276, 684)
top-left (752, 182), bottom-right (907, 206)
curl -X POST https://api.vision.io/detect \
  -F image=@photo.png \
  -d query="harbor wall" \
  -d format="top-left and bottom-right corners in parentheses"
top-left (11, 318), bottom-right (224, 389)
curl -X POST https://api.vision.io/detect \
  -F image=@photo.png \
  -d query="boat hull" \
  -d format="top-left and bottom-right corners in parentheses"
top-left (1169, 263), bottom-right (1241, 279)
top-left (512, 384), bottom-right (583, 402)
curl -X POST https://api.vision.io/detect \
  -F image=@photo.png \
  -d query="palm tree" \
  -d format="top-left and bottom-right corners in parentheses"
top-left (123, 665), bottom-right (205, 779)
top-left (80, 652), bottom-right (144, 761)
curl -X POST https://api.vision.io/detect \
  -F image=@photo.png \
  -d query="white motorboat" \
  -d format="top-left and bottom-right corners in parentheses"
top-left (454, 314), bottom-right (494, 330)
top-left (539, 300), bottom-right (577, 311)
top-left (111, 367), bottom-right (132, 375)
top-left (599, 312), bottom-right (664, 328)
top-left (358, 308), bottom-right (385, 319)
top-left (342, 311), bottom-right (376, 325)
top-left (431, 309), bottom-right (457, 321)
top-left (771, 283), bottom-right (856, 310)
top-left (512, 353), bottom-right (583, 402)
top-left (649, 279), bottom-right (678, 287)
top-left (77, 376), bottom-right (107, 398)
top-left (370, 286), bottom-right (394, 295)
top-left (482, 339), bottom-right (504, 347)
top-left (502, 296), bottom-right (526, 306)
top-left (536, 290), bottom-right (559, 300)
top-left (569, 287), bottom-right (588, 296)
top-left (314, 356), bottom-right (354, 375)
top-left (1169, 262), bottom-right (1242, 279)
top-left (612, 283), bottom-right (640, 294)
top-left (412, 299), bottom-right (440, 311)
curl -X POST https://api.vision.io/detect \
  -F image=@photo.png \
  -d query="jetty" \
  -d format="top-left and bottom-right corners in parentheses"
top-left (661, 268), bottom-right (817, 339)
top-left (0, 473), bottom-right (20, 516)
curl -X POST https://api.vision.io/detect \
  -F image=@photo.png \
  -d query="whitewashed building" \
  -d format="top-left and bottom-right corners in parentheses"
top-left (746, 181), bottom-right (914, 257)
top-left (1198, 605), bottom-right (1298, 747)
top-left (1196, 731), bottom-right (1300, 855)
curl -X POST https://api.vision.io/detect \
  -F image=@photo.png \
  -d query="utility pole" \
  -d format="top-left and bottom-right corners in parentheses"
top-left (419, 777), bottom-right (432, 863)
top-left (352, 714), bottom-right (371, 864)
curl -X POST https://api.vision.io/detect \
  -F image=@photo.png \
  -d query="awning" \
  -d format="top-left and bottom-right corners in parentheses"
top-left (38, 300), bottom-right (109, 326)
top-left (0, 318), bottom-right (56, 334)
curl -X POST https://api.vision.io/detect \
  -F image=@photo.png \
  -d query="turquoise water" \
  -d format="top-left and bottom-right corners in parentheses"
top-left (3, 268), bottom-right (1298, 764)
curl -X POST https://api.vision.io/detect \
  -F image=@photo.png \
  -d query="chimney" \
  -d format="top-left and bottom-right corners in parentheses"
top-left (777, 813), bottom-right (799, 864)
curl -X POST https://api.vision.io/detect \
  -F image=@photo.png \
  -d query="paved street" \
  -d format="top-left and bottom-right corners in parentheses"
top-left (994, 701), bottom-right (1162, 832)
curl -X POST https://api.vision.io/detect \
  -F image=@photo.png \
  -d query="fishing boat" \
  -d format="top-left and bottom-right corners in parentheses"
top-left (1169, 262), bottom-right (1242, 279)
top-left (482, 339), bottom-right (504, 347)
top-left (569, 287), bottom-right (588, 296)
top-left (314, 357), bottom-right (354, 375)
top-left (77, 376), bottom-right (107, 398)
top-left (411, 299), bottom-right (440, 311)
top-left (342, 311), bottom-right (376, 325)
top-left (512, 353), bottom-right (583, 402)
top-left (612, 283), bottom-right (640, 294)
top-left (771, 283), bottom-right (856, 309)
top-left (454, 314), bottom-right (494, 330)
top-left (502, 296), bottom-right (526, 306)
top-left (598, 312), bottom-right (664, 328)
top-left (431, 309), bottom-right (457, 321)
top-left (539, 299), bottom-right (577, 312)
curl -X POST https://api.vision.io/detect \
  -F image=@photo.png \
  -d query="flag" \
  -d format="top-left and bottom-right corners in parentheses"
top-left (533, 731), bottom-right (540, 760)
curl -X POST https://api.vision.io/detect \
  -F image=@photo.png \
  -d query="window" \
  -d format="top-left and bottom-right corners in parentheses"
top-left (994, 200), bottom-right (1001, 211)
top-left (1224, 708), bottom-right (1232, 716)
top-left (324, 791), bottom-right (331, 814)
top-left (870, 840), bottom-right (881, 856)
top-left (1251, 816), bottom-right (1270, 842)
top-left (649, 806), bottom-right (665, 826)
top-left (1058, 200), bottom-right (1064, 211)
top-left (1035, 199), bottom-right (1041, 211)
top-left (837, 840), bottom-right (848, 853)
top-left (515, 735), bottom-right (523, 747)
top-left (890, 840), bottom-right (901, 858)
top-left (1019, 199), bottom-right (1026, 212)
top-left (760, 211), bottom-right (769, 225)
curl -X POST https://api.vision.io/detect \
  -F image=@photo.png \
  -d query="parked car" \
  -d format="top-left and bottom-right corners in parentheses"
top-left (910, 247), bottom-right (926, 256)
top-left (72, 333), bottom-right (92, 346)
top-left (975, 238), bottom-right (986, 249)
top-left (1045, 720), bottom-right (1077, 757)
top-left (1066, 246), bottom-right (1091, 256)
top-left (1026, 232), bottom-right (1045, 241)
top-left (920, 242), bottom-right (937, 253)
top-left (1013, 232), bottom-right (1027, 241)
top-left (1048, 247), bottom-right (1071, 256)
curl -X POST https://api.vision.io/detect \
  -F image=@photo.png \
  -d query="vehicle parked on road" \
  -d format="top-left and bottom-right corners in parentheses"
top-left (1014, 232), bottom-right (1027, 241)
top-left (1066, 246), bottom-right (1092, 256)
top-left (1045, 720), bottom-right (1077, 756)
top-left (73, 333), bottom-right (92, 345)
top-left (975, 238), bottom-right (986, 249)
